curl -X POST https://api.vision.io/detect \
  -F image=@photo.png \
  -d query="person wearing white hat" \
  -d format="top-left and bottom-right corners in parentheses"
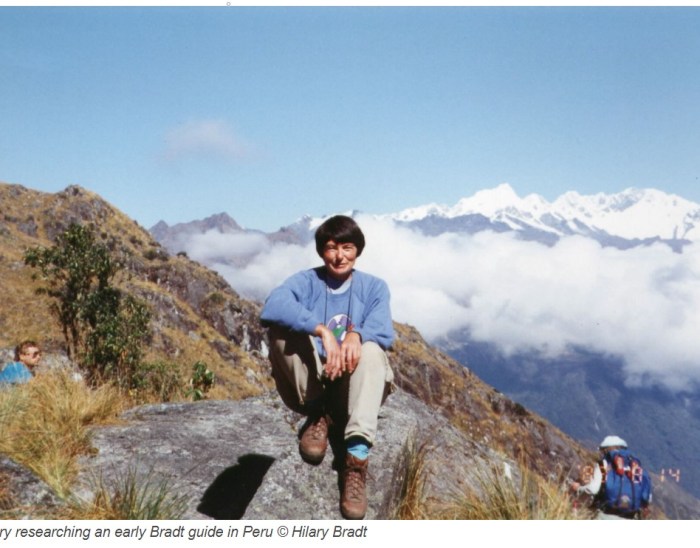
top-left (599, 435), bottom-right (628, 450)
top-left (570, 435), bottom-right (652, 519)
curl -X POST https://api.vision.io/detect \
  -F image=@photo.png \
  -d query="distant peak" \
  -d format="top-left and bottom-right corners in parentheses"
top-left (480, 182), bottom-right (518, 199)
top-left (148, 212), bottom-right (243, 238)
top-left (196, 212), bottom-right (242, 232)
top-left (204, 211), bottom-right (239, 224)
top-left (150, 220), bottom-right (170, 231)
top-left (452, 183), bottom-right (529, 217)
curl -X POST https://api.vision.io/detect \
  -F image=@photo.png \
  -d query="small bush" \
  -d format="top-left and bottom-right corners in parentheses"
top-left (205, 292), bottom-right (226, 307)
top-left (186, 361), bottom-right (215, 401)
top-left (143, 248), bottom-right (169, 262)
top-left (130, 361), bottom-right (184, 403)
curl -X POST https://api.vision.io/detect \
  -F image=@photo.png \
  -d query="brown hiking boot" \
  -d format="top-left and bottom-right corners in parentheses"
top-left (299, 414), bottom-right (329, 464)
top-left (340, 453), bottom-right (369, 519)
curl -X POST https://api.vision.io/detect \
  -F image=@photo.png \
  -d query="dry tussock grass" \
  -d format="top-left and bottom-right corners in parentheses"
top-left (392, 437), bottom-right (430, 519)
top-left (0, 367), bottom-right (187, 519)
top-left (60, 468), bottom-right (187, 520)
top-left (435, 463), bottom-right (594, 520)
top-left (0, 370), bottom-right (123, 497)
top-left (390, 438), bottom-right (593, 521)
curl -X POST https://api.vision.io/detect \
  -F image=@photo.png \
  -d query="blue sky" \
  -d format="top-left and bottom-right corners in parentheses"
top-left (1, 7), bottom-right (699, 231)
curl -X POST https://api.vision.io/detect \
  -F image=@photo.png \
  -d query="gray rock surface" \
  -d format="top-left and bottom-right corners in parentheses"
top-left (0, 456), bottom-right (62, 518)
top-left (77, 389), bottom-right (507, 520)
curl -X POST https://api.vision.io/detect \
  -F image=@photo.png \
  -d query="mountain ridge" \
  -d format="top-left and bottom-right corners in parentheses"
top-left (152, 184), bottom-right (700, 253)
top-left (387, 183), bottom-right (700, 242)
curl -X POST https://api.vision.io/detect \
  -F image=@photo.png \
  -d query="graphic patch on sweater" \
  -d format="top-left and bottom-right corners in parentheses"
top-left (327, 314), bottom-right (353, 344)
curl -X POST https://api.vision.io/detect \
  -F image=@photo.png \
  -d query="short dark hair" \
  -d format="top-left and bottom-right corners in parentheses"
top-left (14, 340), bottom-right (39, 362)
top-left (315, 215), bottom-right (365, 257)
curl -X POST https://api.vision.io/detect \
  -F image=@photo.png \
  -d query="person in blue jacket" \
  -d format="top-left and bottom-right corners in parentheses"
top-left (0, 340), bottom-right (41, 385)
top-left (261, 215), bottom-right (394, 520)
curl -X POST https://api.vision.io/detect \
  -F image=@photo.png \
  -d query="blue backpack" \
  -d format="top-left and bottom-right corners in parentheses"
top-left (599, 449), bottom-right (652, 516)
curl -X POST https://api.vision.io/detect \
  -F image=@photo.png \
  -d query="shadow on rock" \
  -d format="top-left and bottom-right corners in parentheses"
top-left (197, 454), bottom-right (275, 519)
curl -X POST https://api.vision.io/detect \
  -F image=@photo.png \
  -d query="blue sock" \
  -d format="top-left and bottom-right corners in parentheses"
top-left (346, 437), bottom-right (370, 460)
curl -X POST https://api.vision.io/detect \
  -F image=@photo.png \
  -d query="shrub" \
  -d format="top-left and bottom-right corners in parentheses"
top-left (25, 224), bottom-right (151, 390)
top-left (130, 361), bottom-right (184, 403)
top-left (205, 291), bottom-right (226, 307)
top-left (143, 247), bottom-right (169, 261)
top-left (186, 361), bottom-right (215, 401)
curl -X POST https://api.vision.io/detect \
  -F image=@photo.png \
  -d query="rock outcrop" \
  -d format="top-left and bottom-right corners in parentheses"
top-left (0, 457), bottom-right (61, 518)
top-left (76, 389), bottom-right (507, 520)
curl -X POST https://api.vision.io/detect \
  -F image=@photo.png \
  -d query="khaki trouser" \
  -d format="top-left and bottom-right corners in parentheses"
top-left (267, 326), bottom-right (393, 445)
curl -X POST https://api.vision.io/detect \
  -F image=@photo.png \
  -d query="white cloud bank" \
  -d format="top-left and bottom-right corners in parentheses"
top-left (175, 215), bottom-right (700, 392)
top-left (186, 230), bottom-right (271, 263)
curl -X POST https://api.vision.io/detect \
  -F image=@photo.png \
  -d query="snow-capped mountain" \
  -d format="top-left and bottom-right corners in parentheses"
top-left (152, 184), bottom-right (700, 259)
top-left (389, 183), bottom-right (700, 244)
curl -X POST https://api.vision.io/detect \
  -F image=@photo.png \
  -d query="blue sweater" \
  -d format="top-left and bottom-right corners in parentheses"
top-left (0, 362), bottom-right (33, 385)
top-left (261, 267), bottom-right (395, 353)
